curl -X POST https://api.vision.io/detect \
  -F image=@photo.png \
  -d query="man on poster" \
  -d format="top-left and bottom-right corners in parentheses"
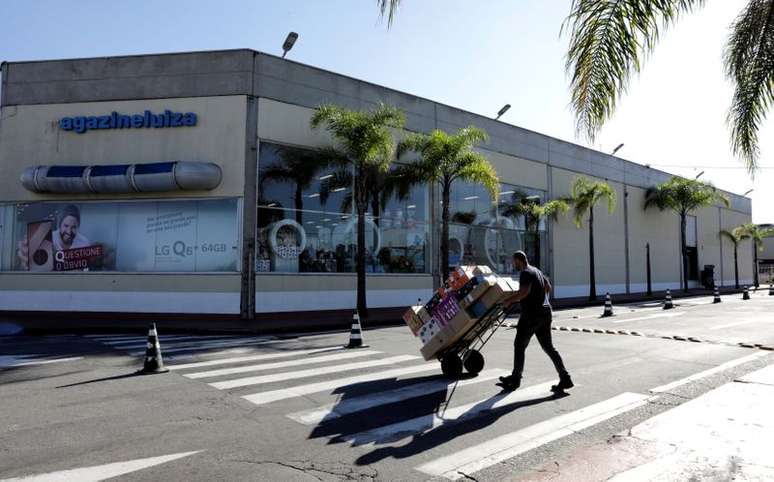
top-left (18, 205), bottom-right (96, 270)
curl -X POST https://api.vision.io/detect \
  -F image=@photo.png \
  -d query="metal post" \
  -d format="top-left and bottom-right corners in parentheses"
top-left (646, 242), bottom-right (653, 296)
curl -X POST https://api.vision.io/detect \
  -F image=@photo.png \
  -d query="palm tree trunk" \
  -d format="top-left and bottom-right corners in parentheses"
top-left (533, 228), bottom-right (541, 271)
top-left (295, 186), bottom-right (303, 224)
top-left (734, 245), bottom-right (739, 289)
top-left (754, 246), bottom-right (760, 288)
top-left (355, 167), bottom-right (368, 320)
top-left (588, 207), bottom-right (596, 301)
top-left (680, 213), bottom-right (688, 293)
top-left (441, 183), bottom-right (451, 284)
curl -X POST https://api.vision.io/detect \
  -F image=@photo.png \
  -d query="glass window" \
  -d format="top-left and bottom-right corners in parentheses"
top-left (257, 142), bottom-right (429, 274)
top-left (5, 198), bottom-right (239, 272)
top-left (447, 181), bottom-right (548, 275)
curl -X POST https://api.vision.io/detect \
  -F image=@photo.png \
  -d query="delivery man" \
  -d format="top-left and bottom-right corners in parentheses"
top-left (498, 251), bottom-right (573, 392)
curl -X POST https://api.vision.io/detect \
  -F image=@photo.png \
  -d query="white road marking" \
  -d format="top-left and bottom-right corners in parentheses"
top-left (0, 355), bottom-right (84, 368)
top-left (113, 336), bottom-right (268, 349)
top-left (611, 312), bottom-right (686, 324)
top-left (416, 392), bottom-right (649, 480)
top-left (342, 381), bottom-right (556, 446)
top-left (649, 351), bottom-right (769, 393)
top-left (87, 335), bottom-right (200, 342)
top-left (127, 338), bottom-right (275, 356)
top-left (560, 306), bottom-right (663, 321)
top-left (287, 369), bottom-right (509, 426)
top-left (211, 355), bottom-right (419, 390)
top-left (242, 364), bottom-right (438, 406)
top-left (185, 350), bottom-right (381, 379)
top-left (710, 318), bottom-right (767, 330)
top-left (167, 347), bottom-right (344, 370)
top-left (102, 335), bottom-right (241, 346)
top-left (0, 450), bottom-right (201, 482)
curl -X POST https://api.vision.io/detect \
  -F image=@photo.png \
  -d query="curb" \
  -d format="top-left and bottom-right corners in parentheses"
top-left (552, 325), bottom-right (774, 352)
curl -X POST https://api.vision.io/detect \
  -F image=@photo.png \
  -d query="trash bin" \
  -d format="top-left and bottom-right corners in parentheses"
top-left (701, 265), bottom-right (715, 289)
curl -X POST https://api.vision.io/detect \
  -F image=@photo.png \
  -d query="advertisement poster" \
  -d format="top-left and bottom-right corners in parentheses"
top-left (12, 199), bottom-right (238, 272)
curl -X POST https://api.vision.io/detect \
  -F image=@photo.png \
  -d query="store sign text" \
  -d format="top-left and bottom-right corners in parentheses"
top-left (59, 110), bottom-right (198, 134)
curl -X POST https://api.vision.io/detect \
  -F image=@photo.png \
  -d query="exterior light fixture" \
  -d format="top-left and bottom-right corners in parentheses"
top-left (407, 204), bottom-right (416, 209)
top-left (495, 104), bottom-right (511, 120)
top-left (499, 191), bottom-right (515, 196)
top-left (744, 189), bottom-right (754, 196)
top-left (464, 196), bottom-right (480, 201)
top-left (611, 143), bottom-right (624, 156)
top-left (319, 174), bottom-right (333, 180)
top-left (307, 193), bottom-right (320, 198)
top-left (695, 171), bottom-right (705, 179)
top-left (282, 32), bottom-right (298, 58)
top-left (332, 187), bottom-right (346, 192)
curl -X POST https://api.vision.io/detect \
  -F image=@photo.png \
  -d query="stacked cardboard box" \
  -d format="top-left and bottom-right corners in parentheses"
top-left (401, 265), bottom-right (519, 361)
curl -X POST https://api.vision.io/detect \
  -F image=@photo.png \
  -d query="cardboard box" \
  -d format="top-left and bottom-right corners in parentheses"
top-left (417, 306), bottom-right (433, 324)
top-left (420, 308), bottom-right (479, 360)
top-left (476, 277), bottom-right (519, 310)
top-left (432, 295), bottom-right (461, 325)
top-left (419, 317), bottom-right (442, 345)
top-left (458, 275), bottom-right (498, 309)
top-left (465, 299), bottom-right (490, 319)
top-left (402, 306), bottom-right (424, 336)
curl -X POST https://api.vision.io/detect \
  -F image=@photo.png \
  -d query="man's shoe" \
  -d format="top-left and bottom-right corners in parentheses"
top-left (497, 375), bottom-right (521, 391)
top-left (551, 375), bottom-right (574, 393)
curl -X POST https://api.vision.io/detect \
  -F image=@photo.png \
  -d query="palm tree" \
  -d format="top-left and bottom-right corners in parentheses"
top-left (568, 177), bottom-right (616, 301)
top-left (739, 223), bottom-right (774, 288)
top-left (563, 0), bottom-right (774, 173)
top-left (645, 177), bottom-right (729, 293)
top-left (720, 226), bottom-right (748, 289)
top-left (501, 195), bottom-right (569, 272)
top-left (377, 1), bottom-right (773, 173)
top-left (392, 126), bottom-right (499, 282)
top-left (311, 103), bottom-right (405, 319)
top-left (260, 147), bottom-right (341, 224)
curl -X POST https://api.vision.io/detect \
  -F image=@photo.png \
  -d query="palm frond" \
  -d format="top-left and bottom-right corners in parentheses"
top-left (377, 0), bottom-right (401, 27)
top-left (569, 176), bottom-right (616, 227)
top-left (720, 228), bottom-right (741, 245)
top-left (454, 153), bottom-right (500, 200)
top-left (564, 0), bottom-right (705, 141)
top-left (724, 0), bottom-right (774, 174)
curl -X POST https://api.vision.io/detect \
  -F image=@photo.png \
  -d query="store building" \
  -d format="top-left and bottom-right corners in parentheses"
top-left (0, 49), bottom-right (755, 325)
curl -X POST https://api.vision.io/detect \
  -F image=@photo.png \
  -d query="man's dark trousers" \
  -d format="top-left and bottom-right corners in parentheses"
top-left (513, 307), bottom-right (569, 379)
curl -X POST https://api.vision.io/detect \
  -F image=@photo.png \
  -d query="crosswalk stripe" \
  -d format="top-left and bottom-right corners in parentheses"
top-left (242, 364), bottom-right (438, 406)
top-left (342, 381), bottom-right (557, 446)
top-left (416, 392), bottom-right (650, 480)
top-left (111, 336), bottom-right (269, 349)
top-left (0, 450), bottom-right (202, 481)
top-left (102, 335), bottom-right (242, 346)
top-left (167, 347), bottom-right (345, 370)
top-left (0, 356), bottom-right (84, 368)
top-left (649, 351), bottom-right (768, 393)
top-left (88, 335), bottom-right (195, 342)
top-left (127, 338), bottom-right (275, 356)
top-left (185, 350), bottom-right (382, 379)
top-left (210, 354), bottom-right (419, 390)
top-left (286, 369), bottom-right (509, 426)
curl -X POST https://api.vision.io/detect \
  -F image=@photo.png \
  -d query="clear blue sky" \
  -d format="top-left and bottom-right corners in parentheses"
top-left (1, 0), bottom-right (769, 221)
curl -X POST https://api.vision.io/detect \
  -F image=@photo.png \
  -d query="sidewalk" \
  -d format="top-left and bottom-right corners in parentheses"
top-left (514, 364), bottom-right (774, 481)
top-left (551, 285), bottom-right (756, 309)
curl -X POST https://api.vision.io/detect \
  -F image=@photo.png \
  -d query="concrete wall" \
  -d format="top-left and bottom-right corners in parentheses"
top-left (0, 95), bottom-right (247, 314)
top-left (0, 96), bottom-right (247, 201)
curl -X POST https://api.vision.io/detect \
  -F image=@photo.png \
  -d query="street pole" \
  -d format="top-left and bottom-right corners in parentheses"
top-left (646, 242), bottom-right (653, 297)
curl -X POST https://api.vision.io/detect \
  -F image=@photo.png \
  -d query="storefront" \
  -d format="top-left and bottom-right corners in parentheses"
top-left (0, 50), bottom-right (755, 323)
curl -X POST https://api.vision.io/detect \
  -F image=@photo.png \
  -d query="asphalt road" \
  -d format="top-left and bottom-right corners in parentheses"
top-left (1, 290), bottom-right (773, 481)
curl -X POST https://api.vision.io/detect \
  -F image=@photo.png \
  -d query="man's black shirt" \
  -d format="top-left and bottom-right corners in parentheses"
top-left (518, 265), bottom-right (550, 316)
